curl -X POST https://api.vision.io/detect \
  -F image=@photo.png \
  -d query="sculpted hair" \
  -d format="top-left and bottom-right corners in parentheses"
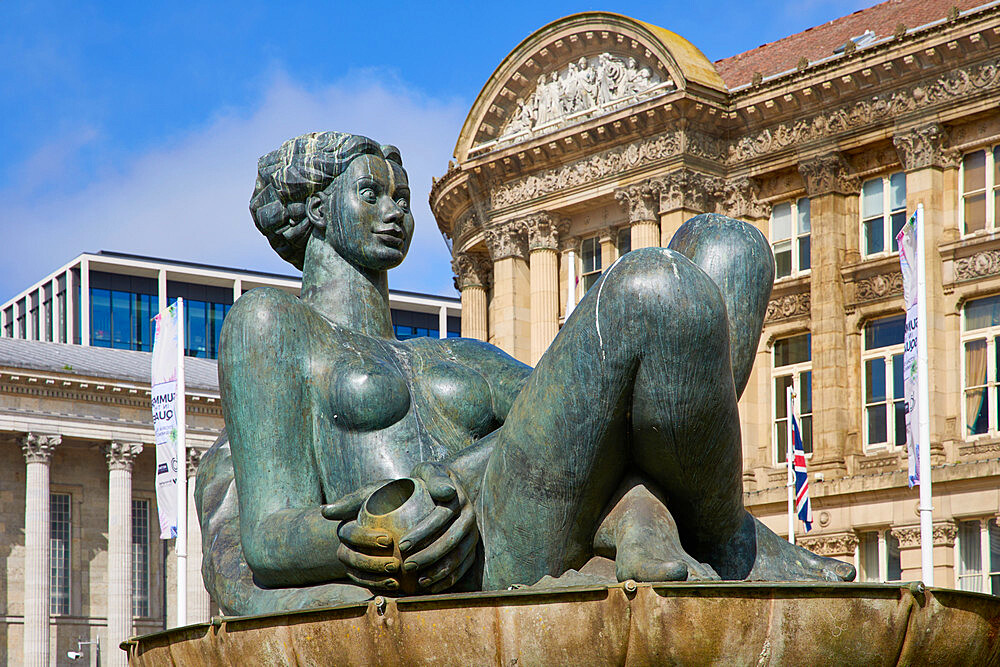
top-left (250, 132), bottom-right (404, 269)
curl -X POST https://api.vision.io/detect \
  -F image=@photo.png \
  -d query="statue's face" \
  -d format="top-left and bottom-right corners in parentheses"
top-left (326, 153), bottom-right (413, 271)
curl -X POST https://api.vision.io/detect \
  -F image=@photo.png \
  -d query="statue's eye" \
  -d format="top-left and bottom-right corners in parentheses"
top-left (359, 187), bottom-right (377, 203)
top-left (396, 197), bottom-right (409, 212)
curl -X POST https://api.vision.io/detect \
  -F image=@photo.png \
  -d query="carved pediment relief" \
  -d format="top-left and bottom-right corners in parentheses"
top-left (489, 53), bottom-right (674, 148)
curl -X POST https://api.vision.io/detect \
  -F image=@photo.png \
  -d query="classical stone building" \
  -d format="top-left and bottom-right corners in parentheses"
top-left (432, 2), bottom-right (1000, 589)
top-left (0, 252), bottom-right (460, 665)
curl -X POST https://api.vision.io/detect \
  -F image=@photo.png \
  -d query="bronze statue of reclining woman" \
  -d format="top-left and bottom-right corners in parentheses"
top-left (195, 131), bottom-right (854, 616)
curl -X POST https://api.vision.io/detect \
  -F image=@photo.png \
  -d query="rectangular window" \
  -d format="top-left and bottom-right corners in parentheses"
top-left (858, 529), bottom-right (902, 582)
top-left (50, 493), bottom-right (71, 615)
top-left (962, 295), bottom-right (1000, 437)
top-left (957, 519), bottom-right (1000, 594)
top-left (581, 236), bottom-right (602, 293)
top-left (16, 298), bottom-right (26, 339)
top-left (961, 147), bottom-right (1000, 235)
top-left (132, 499), bottom-right (150, 617)
top-left (90, 288), bottom-right (112, 347)
top-left (770, 198), bottom-right (810, 279)
top-left (773, 333), bottom-right (812, 463)
top-left (43, 287), bottom-right (52, 342)
top-left (861, 173), bottom-right (907, 255)
top-left (617, 227), bottom-right (631, 258)
top-left (863, 314), bottom-right (906, 449)
top-left (3, 306), bottom-right (13, 337)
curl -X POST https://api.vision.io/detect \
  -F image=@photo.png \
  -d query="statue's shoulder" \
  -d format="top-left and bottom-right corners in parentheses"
top-left (222, 287), bottom-right (312, 360)
top-left (437, 337), bottom-right (532, 374)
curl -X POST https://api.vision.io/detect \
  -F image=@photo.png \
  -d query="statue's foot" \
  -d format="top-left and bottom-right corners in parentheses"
top-left (713, 513), bottom-right (855, 582)
top-left (615, 536), bottom-right (720, 582)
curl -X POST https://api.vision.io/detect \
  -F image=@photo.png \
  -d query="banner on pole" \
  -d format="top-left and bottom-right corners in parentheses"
top-left (152, 301), bottom-right (181, 538)
top-left (897, 210), bottom-right (920, 487)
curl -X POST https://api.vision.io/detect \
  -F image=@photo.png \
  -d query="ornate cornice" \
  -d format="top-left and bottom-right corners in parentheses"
top-left (765, 292), bottom-right (811, 322)
top-left (893, 123), bottom-right (959, 171)
top-left (523, 213), bottom-right (567, 251)
top-left (956, 250), bottom-right (1000, 282)
top-left (485, 221), bottom-right (529, 261)
top-left (892, 522), bottom-right (958, 548)
top-left (798, 532), bottom-right (859, 557)
top-left (728, 56), bottom-right (1000, 164)
top-left (451, 252), bottom-right (493, 290)
top-left (21, 432), bottom-right (61, 464)
top-left (450, 209), bottom-right (479, 245)
top-left (798, 153), bottom-right (859, 196)
top-left (490, 132), bottom-right (681, 209)
top-left (855, 271), bottom-right (904, 302)
top-left (105, 441), bottom-right (143, 472)
top-left (615, 180), bottom-right (661, 224)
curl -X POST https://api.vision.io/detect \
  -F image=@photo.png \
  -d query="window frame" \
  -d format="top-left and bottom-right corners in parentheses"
top-left (770, 197), bottom-right (811, 280)
top-left (956, 518), bottom-right (1000, 594)
top-left (132, 497), bottom-right (152, 618)
top-left (860, 172), bottom-right (907, 257)
top-left (861, 314), bottom-right (907, 452)
top-left (50, 492), bottom-right (72, 616)
top-left (961, 295), bottom-right (1000, 440)
top-left (960, 146), bottom-right (999, 236)
top-left (580, 236), bottom-right (603, 293)
top-left (857, 528), bottom-right (902, 583)
top-left (772, 333), bottom-right (813, 465)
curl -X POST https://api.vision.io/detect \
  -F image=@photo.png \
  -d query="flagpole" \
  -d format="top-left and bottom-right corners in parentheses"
top-left (175, 298), bottom-right (188, 625)
top-left (916, 203), bottom-right (933, 586)
top-left (786, 384), bottom-right (795, 545)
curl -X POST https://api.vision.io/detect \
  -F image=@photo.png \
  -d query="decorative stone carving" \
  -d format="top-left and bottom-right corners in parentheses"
top-left (893, 123), bottom-right (958, 171)
top-left (955, 250), bottom-right (1000, 281)
top-left (187, 448), bottom-right (202, 478)
top-left (892, 522), bottom-right (958, 548)
top-left (615, 181), bottom-right (661, 223)
top-left (523, 213), bottom-right (567, 251)
top-left (798, 533), bottom-right (859, 557)
top-left (685, 129), bottom-right (727, 162)
top-left (490, 132), bottom-right (681, 208)
top-left (496, 53), bottom-right (674, 144)
top-left (655, 170), bottom-right (720, 213)
top-left (105, 441), bottom-right (143, 471)
top-left (452, 252), bottom-right (493, 289)
top-left (728, 57), bottom-right (1000, 163)
top-left (21, 433), bottom-right (61, 464)
top-left (855, 271), bottom-right (904, 302)
top-left (451, 210), bottom-right (479, 245)
top-left (798, 154), bottom-right (859, 196)
top-left (765, 293), bottom-right (811, 322)
top-left (721, 177), bottom-right (771, 220)
top-left (484, 221), bottom-right (529, 261)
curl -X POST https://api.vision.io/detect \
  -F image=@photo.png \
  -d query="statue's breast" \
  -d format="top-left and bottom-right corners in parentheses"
top-left (417, 360), bottom-right (496, 439)
top-left (329, 360), bottom-right (411, 432)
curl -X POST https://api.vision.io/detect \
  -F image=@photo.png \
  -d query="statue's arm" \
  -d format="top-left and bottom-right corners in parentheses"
top-left (220, 289), bottom-right (347, 588)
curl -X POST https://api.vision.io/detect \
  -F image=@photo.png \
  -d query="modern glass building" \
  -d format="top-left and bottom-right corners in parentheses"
top-left (0, 251), bottom-right (461, 357)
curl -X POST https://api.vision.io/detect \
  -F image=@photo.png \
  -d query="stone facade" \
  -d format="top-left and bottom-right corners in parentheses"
top-left (432, 4), bottom-right (1000, 588)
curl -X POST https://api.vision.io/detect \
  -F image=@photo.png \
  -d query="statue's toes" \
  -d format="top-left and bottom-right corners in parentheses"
top-left (827, 559), bottom-right (856, 582)
top-left (617, 558), bottom-right (688, 583)
top-left (687, 560), bottom-right (721, 582)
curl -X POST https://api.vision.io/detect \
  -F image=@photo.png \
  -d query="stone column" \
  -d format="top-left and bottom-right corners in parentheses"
top-left (186, 450), bottom-right (212, 623)
top-left (485, 222), bottom-right (530, 364)
top-left (893, 522), bottom-right (958, 586)
top-left (894, 123), bottom-right (960, 455)
top-left (615, 181), bottom-right (661, 249)
top-left (21, 433), bottom-right (61, 667)
top-left (560, 236), bottom-right (580, 319)
top-left (798, 154), bottom-right (859, 475)
top-left (105, 441), bottom-right (142, 667)
top-left (526, 215), bottom-right (563, 365)
top-left (451, 253), bottom-right (491, 342)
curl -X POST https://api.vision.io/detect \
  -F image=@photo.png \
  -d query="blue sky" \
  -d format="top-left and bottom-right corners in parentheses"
top-left (0, 0), bottom-right (870, 300)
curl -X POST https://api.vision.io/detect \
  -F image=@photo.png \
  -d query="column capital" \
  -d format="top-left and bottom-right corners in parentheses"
top-left (721, 176), bottom-right (772, 220)
top-left (653, 169), bottom-right (721, 214)
top-left (798, 532), bottom-right (859, 558)
top-left (484, 220), bottom-right (528, 261)
top-left (893, 123), bottom-right (960, 171)
top-left (451, 252), bottom-right (492, 290)
top-left (615, 180), bottom-right (661, 224)
top-left (21, 433), bottom-right (61, 464)
top-left (523, 213), bottom-right (568, 252)
top-left (105, 441), bottom-right (143, 472)
top-left (187, 448), bottom-right (202, 478)
top-left (891, 521), bottom-right (958, 548)
top-left (798, 153), bottom-right (859, 196)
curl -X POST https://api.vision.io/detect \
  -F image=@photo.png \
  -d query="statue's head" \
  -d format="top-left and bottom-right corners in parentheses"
top-left (250, 132), bottom-right (413, 272)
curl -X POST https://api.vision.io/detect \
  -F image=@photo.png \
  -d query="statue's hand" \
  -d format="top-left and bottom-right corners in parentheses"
top-left (404, 461), bottom-right (479, 594)
top-left (322, 480), bottom-right (404, 592)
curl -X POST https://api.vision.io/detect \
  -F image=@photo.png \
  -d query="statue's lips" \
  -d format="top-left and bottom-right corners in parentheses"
top-left (374, 230), bottom-right (405, 249)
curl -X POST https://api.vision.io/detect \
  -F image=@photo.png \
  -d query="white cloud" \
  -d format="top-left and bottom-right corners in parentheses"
top-left (0, 69), bottom-right (469, 300)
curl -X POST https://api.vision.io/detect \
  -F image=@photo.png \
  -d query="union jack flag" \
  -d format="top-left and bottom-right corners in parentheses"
top-left (790, 399), bottom-right (813, 532)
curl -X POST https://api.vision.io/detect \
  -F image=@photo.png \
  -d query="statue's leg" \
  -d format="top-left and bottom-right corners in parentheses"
top-left (478, 246), bottom-right (740, 589)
